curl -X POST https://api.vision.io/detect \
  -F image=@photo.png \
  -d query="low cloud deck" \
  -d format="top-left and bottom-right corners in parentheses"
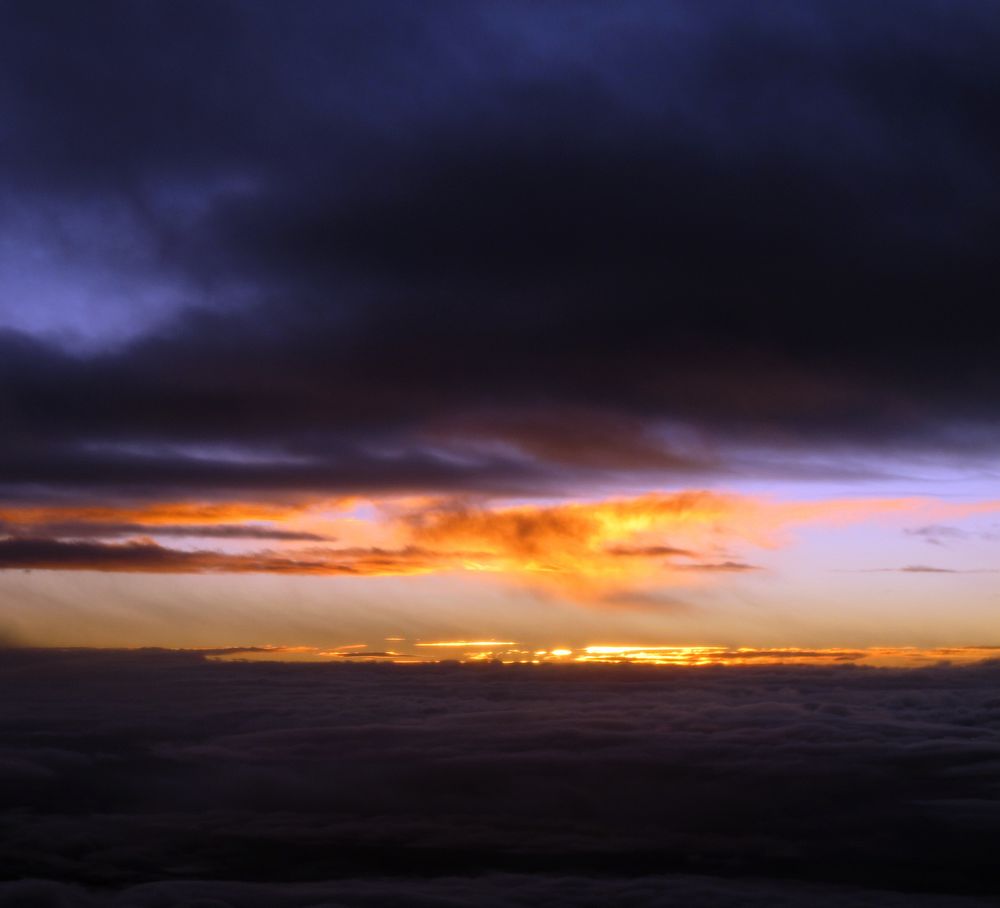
top-left (1, 650), bottom-right (998, 905)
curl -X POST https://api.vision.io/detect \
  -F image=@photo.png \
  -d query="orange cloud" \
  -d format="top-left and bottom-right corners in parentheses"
top-left (210, 643), bottom-right (1000, 668)
top-left (1, 491), bottom-right (995, 599)
top-left (399, 491), bottom-right (924, 580)
top-left (402, 491), bottom-right (740, 574)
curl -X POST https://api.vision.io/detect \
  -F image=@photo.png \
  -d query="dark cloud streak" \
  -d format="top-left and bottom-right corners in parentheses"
top-left (0, 520), bottom-right (328, 541)
top-left (0, 538), bottom-right (444, 575)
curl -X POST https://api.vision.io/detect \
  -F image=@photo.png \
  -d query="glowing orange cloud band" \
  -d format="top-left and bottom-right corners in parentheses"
top-left (1, 492), bottom-right (996, 594)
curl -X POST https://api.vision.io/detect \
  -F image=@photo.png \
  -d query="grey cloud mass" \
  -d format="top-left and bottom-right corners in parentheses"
top-left (1, 1), bottom-right (1000, 503)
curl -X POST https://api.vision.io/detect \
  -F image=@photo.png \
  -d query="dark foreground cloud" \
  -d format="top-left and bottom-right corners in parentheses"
top-left (1, 873), bottom-right (992, 907)
top-left (2, 2), bottom-right (1000, 503)
top-left (1, 650), bottom-right (999, 904)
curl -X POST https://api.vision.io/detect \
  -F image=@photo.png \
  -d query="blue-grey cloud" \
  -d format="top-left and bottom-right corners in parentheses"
top-left (2, 2), bottom-right (1000, 503)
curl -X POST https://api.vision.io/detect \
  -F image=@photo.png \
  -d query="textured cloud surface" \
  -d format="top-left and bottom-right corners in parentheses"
top-left (3, 0), bottom-right (1000, 506)
top-left (1, 650), bottom-right (999, 904)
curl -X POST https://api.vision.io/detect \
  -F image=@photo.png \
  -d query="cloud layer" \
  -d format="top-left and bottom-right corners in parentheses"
top-left (1, 650), bottom-right (999, 903)
top-left (2, 1), bottom-right (1000, 509)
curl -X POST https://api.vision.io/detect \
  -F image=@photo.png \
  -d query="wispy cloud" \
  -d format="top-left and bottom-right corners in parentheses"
top-left (904, 523), bottom-right (1000, 546)
top-left (848, 564), bottom-right (1000, 574)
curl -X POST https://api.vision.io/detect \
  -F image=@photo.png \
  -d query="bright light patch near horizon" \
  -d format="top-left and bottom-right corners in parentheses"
top-left (207, 644), bottom-right (1000, 668)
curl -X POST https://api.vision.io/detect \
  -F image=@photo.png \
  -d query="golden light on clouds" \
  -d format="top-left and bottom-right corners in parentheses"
top-left (2, 490), bottom-right (998, 608)
top-left (390, 491), bottom-right (936, 599)
top-left (211, 643), bottom-right (1000, 668)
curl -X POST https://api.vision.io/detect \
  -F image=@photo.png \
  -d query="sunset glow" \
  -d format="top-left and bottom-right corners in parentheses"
top-left (5, 3), bottom-right (1000, 903)
top-left (208, 643), bottom-right (1000, 669)
top-left (2, 489), bottom-right (999, 650)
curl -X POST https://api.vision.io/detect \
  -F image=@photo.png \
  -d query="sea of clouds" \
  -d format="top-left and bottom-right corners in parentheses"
top-left (1, 650), bottom-right (999, 905)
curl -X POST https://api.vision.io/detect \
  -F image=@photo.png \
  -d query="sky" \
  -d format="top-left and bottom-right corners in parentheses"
top-left (2, 0), bottom-right (1000, 653)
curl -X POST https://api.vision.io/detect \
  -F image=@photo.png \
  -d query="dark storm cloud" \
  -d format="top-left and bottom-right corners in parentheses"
top-left (1, 651), bottom-right (1000, 902)
top-left (3, 1), bottom-right (1000, 502)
